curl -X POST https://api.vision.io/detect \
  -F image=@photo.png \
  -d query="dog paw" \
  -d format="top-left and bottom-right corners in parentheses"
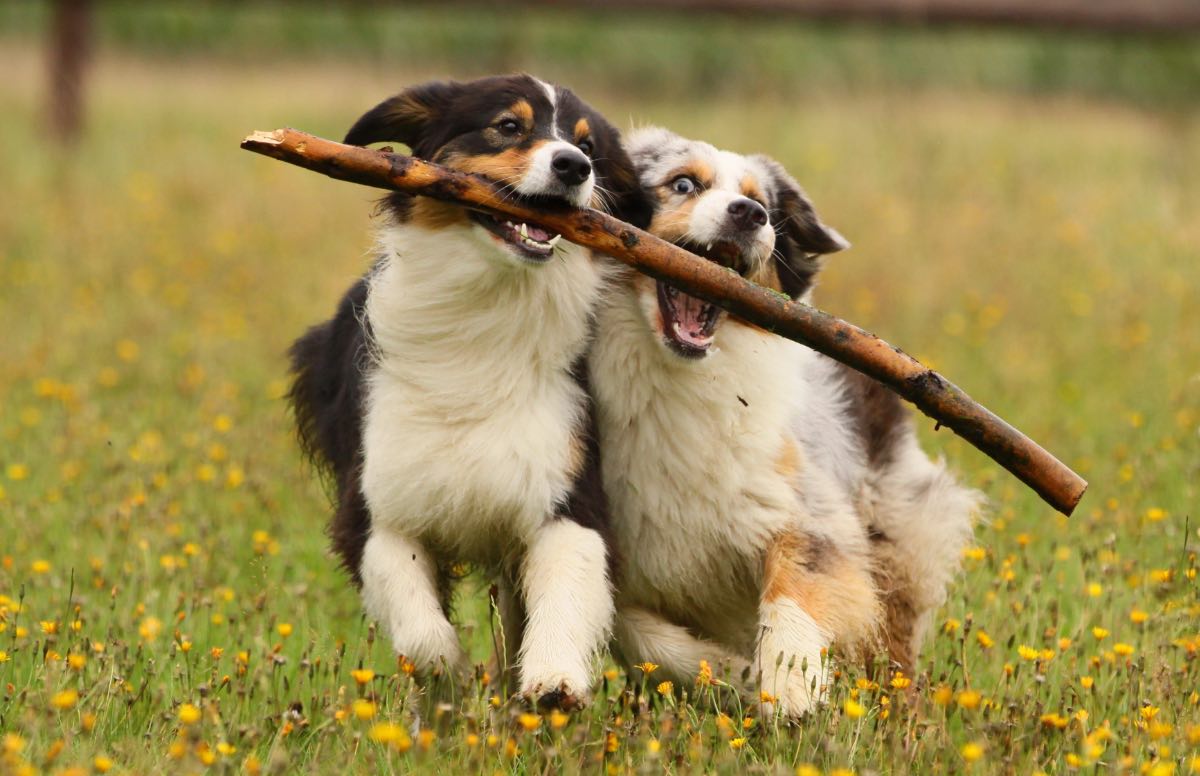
top-left (759, 678), bottom-right (821, 720)
top-left (519, 674), bottom-right (591, 711)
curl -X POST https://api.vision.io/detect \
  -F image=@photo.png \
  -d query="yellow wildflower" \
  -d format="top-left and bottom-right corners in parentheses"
top-left (352, 699), bottom-right (376, 720)
top-left (961, 742), bottom-right (984, 762)
top-left (50, 689), bottom-right (79, 710)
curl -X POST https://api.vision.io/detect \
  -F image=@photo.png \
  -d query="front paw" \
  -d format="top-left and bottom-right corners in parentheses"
top-left (758, 665), bottom-right (824, 719)
top-left (519, 671), bottom-right (592, 711)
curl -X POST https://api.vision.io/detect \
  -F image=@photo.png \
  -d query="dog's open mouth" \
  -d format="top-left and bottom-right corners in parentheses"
top-left (469, 211), bottom-right (562, 261)
top-left (657, 240), bottom-right (743, 358)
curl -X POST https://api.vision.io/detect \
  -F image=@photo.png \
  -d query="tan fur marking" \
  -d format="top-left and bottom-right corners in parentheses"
top-left (740, 175), bottom-right (766, 205)
top-left (647, 204), bottom-right (700, 244)
top-left (408, 199), bottom-right (470, 230)
top-left (573, 117), bottom-right (590, 141)
top-left (774, 438), bottom-right (801, 479)
top-left (442, 146), bottom-right (535, 184)
top-left (566, 428), bottom-right (587, 481)
top-left (665, 161), bottom-right (715, 189)
top-left (763, 532), bottom-right (881, 655)
top-left (510, 100), bottom-right (534, 125)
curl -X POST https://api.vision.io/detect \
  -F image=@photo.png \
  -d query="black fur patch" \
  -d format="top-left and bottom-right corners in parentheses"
top-left (288, 276), bottom-right (373, 584)
top-left (561, 355), bottom-right (618, 578)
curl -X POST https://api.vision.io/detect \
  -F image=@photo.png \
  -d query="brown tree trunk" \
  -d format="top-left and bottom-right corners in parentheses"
top-left (48, 0), bottom-right (93, 143)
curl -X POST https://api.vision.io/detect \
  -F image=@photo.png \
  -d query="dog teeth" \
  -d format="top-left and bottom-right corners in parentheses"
top-left (547, 234), bottom-right (561, 248)
top-left (519, 223), bottom-right (528, 239)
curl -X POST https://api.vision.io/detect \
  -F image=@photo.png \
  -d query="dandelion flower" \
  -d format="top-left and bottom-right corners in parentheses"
top-left (956, 690), bottom-right (981, 710)
top-left (1091, 627), bottom-right (1109, 640)
top-left (1113, 643), bottom-right (1135, 657)
top-left (1080, 676), bottom-right (1094, 689)
top-left (1086, 583), bottom-right (1103, 597)
top-left (549, 710), bottom-right (569, 730)
top-left (1130, 608), bottom-right (1149, 624)
top-left (976, 631), bottom-right (995, 649)
top-left (518, 713), bottom-right (541, 731)
top-left (178, 703), bottom-right (201, 724)
top-left (368, 722), bottom-right (411, 751)
top-left (276, 623), bottom-right (293, 638)
top-left (352, 699), bottom-right (376, 720)
top-left (351, 668), bottom-right (374, 686)
top-left (1017, 645), bottom-right (1039, 661)
top-left (844, 699), bottom-right (865, 719)
top-left (50, 689), bottom-right (79, 710)
top-left (636, 662), bottom-right (658, 675)
top-left (961, 742), bottom-right (984, 762)
top-left (656, 681), bottom-right (674, 696)
top-left (729, 737), bottom-right (747, 750)
top-left (31, 559), bottom-right (51, 574)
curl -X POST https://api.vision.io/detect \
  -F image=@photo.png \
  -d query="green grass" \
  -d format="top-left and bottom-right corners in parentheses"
top-left (1, 37), bottom-right (1199, 775)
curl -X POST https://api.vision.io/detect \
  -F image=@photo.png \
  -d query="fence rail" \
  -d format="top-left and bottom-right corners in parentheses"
top-left (444, 0), bottom-right (1200, 33)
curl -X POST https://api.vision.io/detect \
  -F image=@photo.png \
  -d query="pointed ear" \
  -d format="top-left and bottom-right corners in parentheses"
top-left (343, 80), bottom-right (463, 157)
top-left (756, 155), bottom-right (849, 299)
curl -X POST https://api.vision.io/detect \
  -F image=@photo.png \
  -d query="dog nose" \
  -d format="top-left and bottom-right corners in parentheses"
top-left (551, 149), bottom-right (592, 187)
top-left (727, 198), bottom-right (768, 231)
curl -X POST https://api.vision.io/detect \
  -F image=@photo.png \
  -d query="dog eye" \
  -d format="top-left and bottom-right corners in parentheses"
top-left (577, 139), bottom-right (594, 156)
top-left (496, 119), bottom-right (521, 135)
top-left (670, 176), bottom-right (697, 195)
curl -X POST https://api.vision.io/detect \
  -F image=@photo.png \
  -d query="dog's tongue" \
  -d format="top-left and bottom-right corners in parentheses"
top-left (525, 224), bottom-right (555, 242)
top-left (671, 292), bottom-right (714, 347)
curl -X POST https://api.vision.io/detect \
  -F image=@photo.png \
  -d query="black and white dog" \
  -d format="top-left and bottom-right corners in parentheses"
top-left (288, 76), bottom-right (650, 708)
top-left (590, 128), bottom-right (979, 716)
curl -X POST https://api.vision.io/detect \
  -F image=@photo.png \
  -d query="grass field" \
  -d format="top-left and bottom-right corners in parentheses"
top-left (1, 31), bottom-right (1199, 775)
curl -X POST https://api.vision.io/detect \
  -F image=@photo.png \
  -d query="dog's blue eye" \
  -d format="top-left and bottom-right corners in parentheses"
top-left (496, 119), bottom-right (521, 135)
top-left (577, 139), bottom-right (594, 156)
top-left (671, 176), bottom-right (697, 195)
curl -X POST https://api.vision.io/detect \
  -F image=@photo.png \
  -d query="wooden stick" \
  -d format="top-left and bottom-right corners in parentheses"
top-left (241, 127), bottom-right (1087, 516)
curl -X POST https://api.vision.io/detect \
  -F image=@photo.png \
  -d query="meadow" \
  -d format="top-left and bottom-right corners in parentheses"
top-left (1, 18), bottom-right (1199, 774)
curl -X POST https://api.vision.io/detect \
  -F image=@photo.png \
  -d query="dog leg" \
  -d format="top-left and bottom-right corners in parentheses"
top-left (613, 606), bottom-right (751, 688)
top-left (756, 531), bottom-right (880, 718)
top-left (864, 440), bottom-right (982, 673)
top-left (517, 519), bottom-right (614, 709)
top-left (360, 526), bottom-right (465, 673)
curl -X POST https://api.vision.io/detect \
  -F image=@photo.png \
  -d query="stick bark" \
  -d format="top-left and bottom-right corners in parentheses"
top-left (241, 127), bottom-right (1087, 516)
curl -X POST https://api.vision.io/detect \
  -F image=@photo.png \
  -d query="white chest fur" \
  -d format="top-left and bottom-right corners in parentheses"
top-left (589, 288), bottom-right (808, 648)
top-left (359, 224), bottom-right (601, 560)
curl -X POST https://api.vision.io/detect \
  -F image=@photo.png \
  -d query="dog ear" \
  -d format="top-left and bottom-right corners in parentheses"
top-left (344, 81), bottom-right (463, 157)
top-left (590, 122), bottom-right (656, 230)
top-left (755, 155), bottom-right (849, 299)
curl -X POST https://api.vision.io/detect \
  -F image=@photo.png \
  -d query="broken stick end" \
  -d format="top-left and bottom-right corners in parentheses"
top-left (241, 129), bottom-right (285, 149)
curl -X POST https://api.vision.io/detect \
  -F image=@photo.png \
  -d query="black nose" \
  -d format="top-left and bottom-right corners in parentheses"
top-left (727, 198), bottom-right (768, 231)
top-left (551, 149), bottom-right (592, 187)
